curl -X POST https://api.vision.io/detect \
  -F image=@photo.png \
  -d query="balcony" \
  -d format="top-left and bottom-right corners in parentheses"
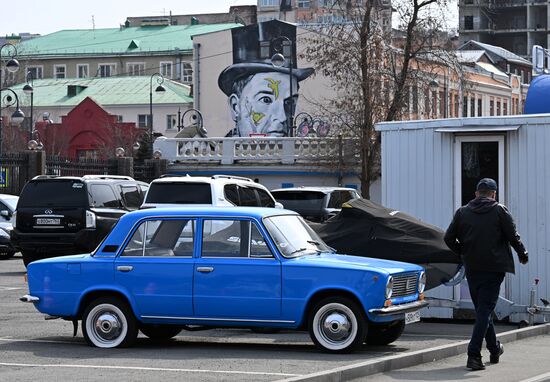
top-left (153, 136), bottom-right (361, 165)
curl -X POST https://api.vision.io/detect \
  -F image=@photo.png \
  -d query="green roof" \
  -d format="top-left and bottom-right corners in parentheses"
top-left (5, 76), bottom-right (193, 108)
top-left (16, 24), bottom-right (239, 57)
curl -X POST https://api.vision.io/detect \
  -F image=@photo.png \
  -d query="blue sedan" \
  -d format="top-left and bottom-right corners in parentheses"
top-left (22, 207), bottom-right (427, 353)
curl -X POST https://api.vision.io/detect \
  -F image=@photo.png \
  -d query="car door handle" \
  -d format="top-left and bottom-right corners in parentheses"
top-left (116, 265), bottom-right (134, 272)
top-left (196, 266), bottom-right (214, 273)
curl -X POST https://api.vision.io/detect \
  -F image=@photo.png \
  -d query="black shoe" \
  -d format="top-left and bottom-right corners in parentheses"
top-left (467, 356), bottom-right (485, 370)
top-left (490, 342), bottom-right (504, 364)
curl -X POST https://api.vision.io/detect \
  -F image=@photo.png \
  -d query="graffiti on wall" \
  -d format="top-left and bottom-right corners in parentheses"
top-left (218, 20), bottom-right (314, 137)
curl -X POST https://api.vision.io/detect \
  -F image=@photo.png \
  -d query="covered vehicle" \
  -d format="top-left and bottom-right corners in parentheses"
top-left (21, 206), bottom-right (427, 353)
top-left (310, 199), bottom-right (462, 290)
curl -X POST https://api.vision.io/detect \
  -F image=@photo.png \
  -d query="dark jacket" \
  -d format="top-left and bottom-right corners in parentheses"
top-left (444, 197), bottom-right (527, 274)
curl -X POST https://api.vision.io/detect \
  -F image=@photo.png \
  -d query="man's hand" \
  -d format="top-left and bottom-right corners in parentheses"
top-left (518, 252), bottom-right (529, 264)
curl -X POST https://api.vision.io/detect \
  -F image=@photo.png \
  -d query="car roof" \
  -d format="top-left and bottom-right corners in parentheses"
top-left (271, 186), bottom-right (358, 193)
top-left (152, 175), bottom-right (255, 184)
top-left (120, 206), bottom-right (298, 222)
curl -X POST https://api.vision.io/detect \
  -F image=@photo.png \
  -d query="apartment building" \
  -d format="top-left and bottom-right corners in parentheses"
top-left (257, 0), bottom-right (392, 34)
top-left (458, 0), bottom-right (549, 58)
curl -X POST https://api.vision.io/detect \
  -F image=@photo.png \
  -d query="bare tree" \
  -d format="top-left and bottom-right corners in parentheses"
top-left (302, 0), bottom-right (456, 198)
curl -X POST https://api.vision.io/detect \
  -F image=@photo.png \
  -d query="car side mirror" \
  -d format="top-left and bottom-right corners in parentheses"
top-left (0, 210), bottom-right (10, 219)
top-left (275, 202), bottom-right (284, 209)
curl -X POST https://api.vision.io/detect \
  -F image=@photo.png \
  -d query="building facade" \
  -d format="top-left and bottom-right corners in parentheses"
top-left (126, 6), bottom-right (257, 27)
top-left (458, 0), bottom-right (550, 58)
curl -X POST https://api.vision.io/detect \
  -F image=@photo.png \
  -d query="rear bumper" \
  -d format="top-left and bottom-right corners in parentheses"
top-left (11, 229), bottom-right (102, 255)
top-left (368, 300), bottom-right (429, 317)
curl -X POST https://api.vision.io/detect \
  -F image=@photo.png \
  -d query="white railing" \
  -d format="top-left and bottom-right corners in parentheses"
top-left (154, 136), bottom-right (359, 164)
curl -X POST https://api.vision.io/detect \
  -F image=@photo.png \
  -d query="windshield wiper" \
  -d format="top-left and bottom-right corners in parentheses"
top-left (289, 247), bottom-right (309, 256)
top-left (307, 240), bottom-right (321, 246)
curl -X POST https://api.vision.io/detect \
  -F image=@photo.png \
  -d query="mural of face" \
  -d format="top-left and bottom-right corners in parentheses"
top-left (229, 72), bottom-right (298, 137)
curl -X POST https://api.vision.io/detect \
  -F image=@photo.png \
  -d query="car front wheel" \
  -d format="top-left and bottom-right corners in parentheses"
top-left (140, 325), bottom-right (181, 341)
top-left (82, 297), bottom-right (138, 348)
top-left (308, 297), bottom-right (366, 353)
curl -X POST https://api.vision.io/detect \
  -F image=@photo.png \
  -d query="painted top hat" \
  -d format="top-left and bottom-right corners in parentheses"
top-left (218, 20), bottom-right (315, 96)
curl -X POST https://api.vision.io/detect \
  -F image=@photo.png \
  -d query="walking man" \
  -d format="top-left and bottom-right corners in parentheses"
top-left (444, 178), bottom-right (528, 371)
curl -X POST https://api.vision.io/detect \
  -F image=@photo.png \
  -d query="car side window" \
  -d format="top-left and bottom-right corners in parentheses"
top-left (121, 219), bottom-right (195, 257)
top-left (120, 185), bottom-right (141, 210)
top-left (90, 184), bottom-right (119, 208)
top-left (224, 184), bottom-right (240, 206)
top-left (327, 192), bottom-right (343, 208)
top-left (201, 219), bottom-right (271, 258)
top-left (238, 186), bottom-right (258, 206)
top-left (256, 188), bottom-right (275, 208)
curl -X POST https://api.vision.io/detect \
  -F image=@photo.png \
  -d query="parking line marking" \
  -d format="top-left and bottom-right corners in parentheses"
top-left (0, 287), bottom-right (22, 291)
top-left (0, 337), bottom-right (79, 345)
top-left (0, 362), bottom-right (300, 377)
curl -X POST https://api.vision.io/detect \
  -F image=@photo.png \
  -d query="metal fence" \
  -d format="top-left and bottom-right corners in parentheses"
top-left (133, 161), bottom-right (157, 184)
top-left (45, 156), bottom-right (117, 177)
top-left (0, 153), bottom-right (28, 195)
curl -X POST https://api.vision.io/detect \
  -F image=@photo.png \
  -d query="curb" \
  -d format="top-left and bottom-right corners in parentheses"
top-left (277, 323), bottom-right (550, 382)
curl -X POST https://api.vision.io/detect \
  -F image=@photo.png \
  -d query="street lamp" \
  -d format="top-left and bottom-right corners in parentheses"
top-left (23, 71), bottom-right (34, 142)
top-left (270, 35), bottom-right (295, 137)
top-left (177, 108), bottom-right (207, 137)
top-left (0, 43), bottom-right (20, 158)
top-left (149, 73), bottom-right (165, 159)
top-left (0, 88), bottom-right (25, 156)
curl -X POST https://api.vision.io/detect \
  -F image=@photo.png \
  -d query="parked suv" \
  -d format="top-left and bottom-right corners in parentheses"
top-left (12, 175), bottom-right (148, 266)
top-left (141, 174), bottom-right (282, 209)
top-left (270, 186), bottom-right (360, 222)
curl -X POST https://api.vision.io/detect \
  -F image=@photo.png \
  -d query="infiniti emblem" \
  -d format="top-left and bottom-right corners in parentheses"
top-left (45, 209), bottom-right (53, 214)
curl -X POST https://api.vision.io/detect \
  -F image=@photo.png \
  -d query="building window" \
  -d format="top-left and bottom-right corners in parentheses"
top-left (490, 99), bottom-right (494, 116)
top-left (127, 62), bottom-right (145, 76)
top-left (77, 64), bottom-right (89, 78)
top-left (470, 97), bottom-right (476, 117)
top-left (297, 0), bottom-right (311, 8)
top-left (463, 96), bottom-right (468, 117)
top-left (138, 114), bottom-right (151, 128)
top-left (160, 61), bottom-right (173, 78)
top-left (477, 98), bottom-right (482, 116)
top-left (259, 0), bottom-right (278, 6)
top-left (181, 62), bottom-right (193, 83)
top-left (26, 66), bottom-right (43, 80)
top-left (464, 16), bottom-right (474, 30)
top-left (116, 115), bottom-right (123, 123)
top-left (412, 85), bottom-right (418, 114)
top-left (496, 99), bottom-right (501, 115)
top-left (54, 65), bottom-right (66, 79)
top-left (166, 114), bottom-right (177, 130)
top-left (98, 64), bottom-right (116, 77)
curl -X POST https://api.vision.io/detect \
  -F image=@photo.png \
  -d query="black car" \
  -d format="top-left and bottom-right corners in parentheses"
top-left (11, 175), bottom-right (148, 266)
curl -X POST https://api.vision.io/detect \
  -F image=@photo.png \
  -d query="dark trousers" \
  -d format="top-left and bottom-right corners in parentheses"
top-left (465, 269), bottom-right (505, 357)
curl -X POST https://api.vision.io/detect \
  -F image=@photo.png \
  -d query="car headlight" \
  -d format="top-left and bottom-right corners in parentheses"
top-left (385, 276), bottom-right (393, 299)
top-left (418, 271), bottom-right (426, 294)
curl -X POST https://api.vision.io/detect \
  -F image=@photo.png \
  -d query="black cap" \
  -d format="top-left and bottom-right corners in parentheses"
top-left (476, 178), bottom-right (498, 191)
top-left (218, 20), bottom-right (314, 96)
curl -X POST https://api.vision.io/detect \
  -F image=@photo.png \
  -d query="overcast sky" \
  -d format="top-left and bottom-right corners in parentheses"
top-left (1, 0), bottom-right (458, 37)
top-left (0, 0), bottom-right (256, 36)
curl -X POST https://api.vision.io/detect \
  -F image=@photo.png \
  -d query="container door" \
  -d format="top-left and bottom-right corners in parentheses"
top-left (454, 135), bottom-right (506, 302)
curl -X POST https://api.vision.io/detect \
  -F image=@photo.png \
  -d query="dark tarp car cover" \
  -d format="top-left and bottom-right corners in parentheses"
top-left (309, 198), bottom-right (462, 290)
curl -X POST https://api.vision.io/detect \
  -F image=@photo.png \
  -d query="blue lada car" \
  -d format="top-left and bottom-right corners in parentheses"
top-left (21, 207), bottom-right (428, 353)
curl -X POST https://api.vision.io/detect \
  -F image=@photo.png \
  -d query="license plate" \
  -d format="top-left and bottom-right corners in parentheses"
top-left (36, 218), bottom-right (61, 225)
top-left (405, 310), bottom-right (421, 324)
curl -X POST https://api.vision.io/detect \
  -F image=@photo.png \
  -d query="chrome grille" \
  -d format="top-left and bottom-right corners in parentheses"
top-left (392, 273), bottom-right (418, 298)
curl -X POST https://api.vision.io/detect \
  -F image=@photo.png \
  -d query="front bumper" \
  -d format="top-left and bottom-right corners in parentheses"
top-left (368, 300), bottom-right (429, 317)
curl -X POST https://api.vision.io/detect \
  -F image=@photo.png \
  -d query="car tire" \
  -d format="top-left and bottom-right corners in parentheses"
top-left (0, 250), bottom-right (15, 260)
top-left (308, 296), bottom-right (366, 353)
top-left (82, 296), bottom-right (138, 348)
top-left (140, 325), bottom-right (181, 341)
top-left (22, 250), bottom-right (40, 267)
top-left (365, 320), bottom-right (405, 346)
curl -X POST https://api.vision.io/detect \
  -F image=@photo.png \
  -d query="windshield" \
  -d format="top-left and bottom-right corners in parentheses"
top-left (263, 215), bottom-right (333, 258)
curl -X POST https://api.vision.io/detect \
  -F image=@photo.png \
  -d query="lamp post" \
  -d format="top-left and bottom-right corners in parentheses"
top-left (270, 35), bottom-right (295, 137)
top-left (149, 73), bottom-right (165, 159)
top-left (23, 71), bottom-right (34, 142)
top-left (0, 88), bottom-right (25, 157)
top-left (0, 43), bottom-right (20, 158)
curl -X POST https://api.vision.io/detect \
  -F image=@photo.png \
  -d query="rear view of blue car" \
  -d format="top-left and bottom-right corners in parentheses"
top-left (22, 207), bottom-right (427, 353)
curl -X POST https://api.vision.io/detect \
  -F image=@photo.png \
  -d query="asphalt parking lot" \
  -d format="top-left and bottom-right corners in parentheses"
top-left (0, 254), bottom-right (520, 382)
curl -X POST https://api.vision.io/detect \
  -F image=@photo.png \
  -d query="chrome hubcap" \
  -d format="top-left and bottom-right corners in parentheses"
top-left (321, 311), bottom-right (351, 342)
top-left (94, 312), bottom-right (122, 341)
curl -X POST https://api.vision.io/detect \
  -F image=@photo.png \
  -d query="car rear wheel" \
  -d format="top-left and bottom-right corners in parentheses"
top-left (308, 297), bottom-right (366, 353)
top-left (0, 250), bottom-right (15, 260)
top-left (140, 325), bottom-right (181, 341)
top-left (365, 320), bottom-right (405, 346)
top-left (82, 297), bottom-right (138, 348)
